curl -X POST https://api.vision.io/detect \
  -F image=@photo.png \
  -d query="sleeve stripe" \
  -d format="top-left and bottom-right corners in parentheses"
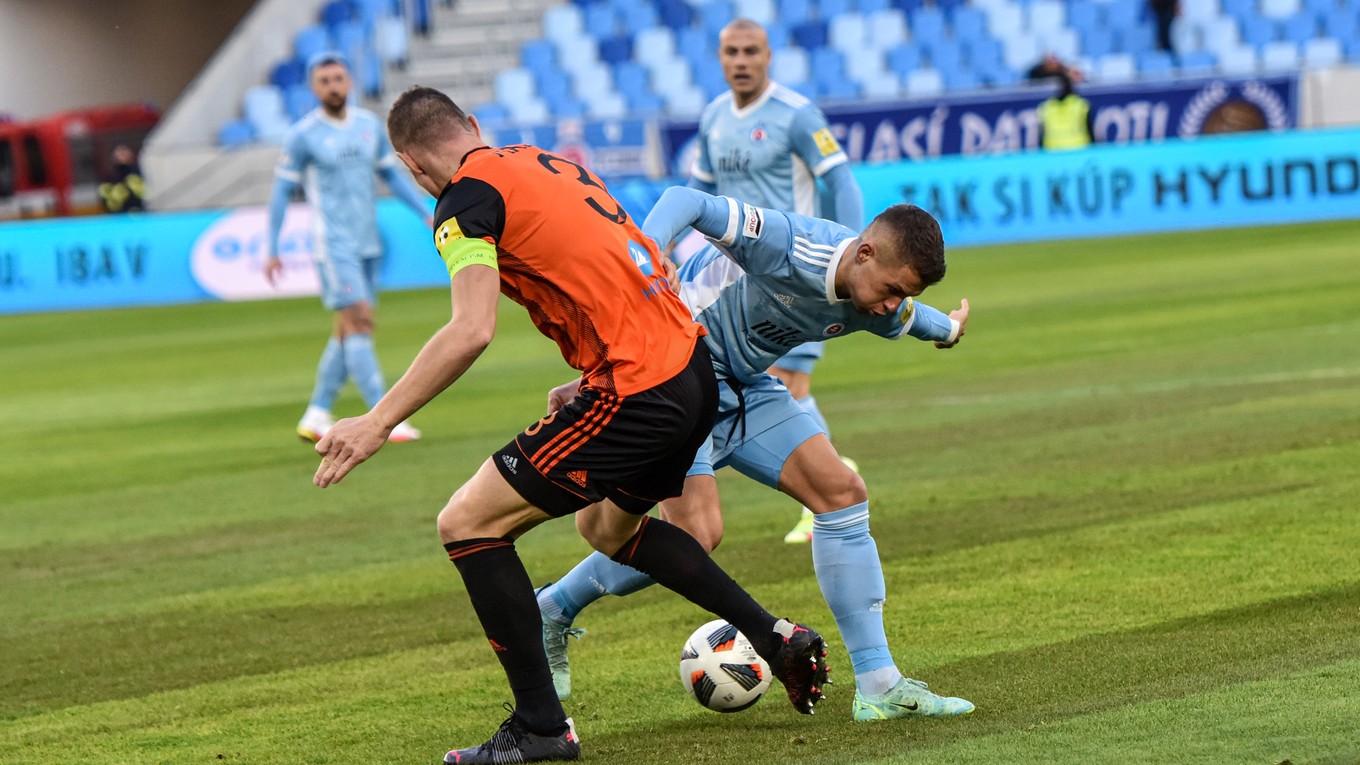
top-left (717, 196), bottom-right (740, 246)
top-left (275, 168), bottom-right (302, 182)
top-left (811, 153), bottom-right (848, 178)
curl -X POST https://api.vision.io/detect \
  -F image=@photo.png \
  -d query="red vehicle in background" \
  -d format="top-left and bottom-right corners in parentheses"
top-left (0, 103), bottom-right (159, 220)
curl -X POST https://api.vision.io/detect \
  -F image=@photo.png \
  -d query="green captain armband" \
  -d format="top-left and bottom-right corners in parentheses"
top-left (435, 218), bottom-right (498, 279)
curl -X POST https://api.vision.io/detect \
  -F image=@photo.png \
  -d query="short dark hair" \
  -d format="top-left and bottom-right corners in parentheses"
top-left (871, 204), bottom-right (946, 286)
top-left (387, 86), bottom-right (470, 152)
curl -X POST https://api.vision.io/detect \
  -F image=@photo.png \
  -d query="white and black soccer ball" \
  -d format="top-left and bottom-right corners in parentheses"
top-left (678, 619), bottom-right (772, 712)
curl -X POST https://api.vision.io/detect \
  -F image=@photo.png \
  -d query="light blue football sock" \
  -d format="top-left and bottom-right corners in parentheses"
top-left (545, 551), bottom-right (656, 625)
top-left (340, 333), bottom-right (387, 409)
top-left (796, 394), bottom-right (831, 438)
top-left (308, 337), bottom-right (347, 412)
top-left (812, 502), bottom-right (898, 683)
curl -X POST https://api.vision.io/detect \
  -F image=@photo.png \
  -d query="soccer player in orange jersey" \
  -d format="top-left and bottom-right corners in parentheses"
top-left (312, 86), bottom-right (829, 764)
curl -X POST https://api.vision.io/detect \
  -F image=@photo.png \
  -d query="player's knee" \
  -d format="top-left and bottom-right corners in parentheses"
top-left (816, 467), bottom-right (867, 511)
top-left (435, 502), bottom-right (465, 543)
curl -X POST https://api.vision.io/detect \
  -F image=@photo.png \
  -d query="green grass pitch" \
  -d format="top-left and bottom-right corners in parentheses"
top-left (2, 219), bottom-right (1358, 765)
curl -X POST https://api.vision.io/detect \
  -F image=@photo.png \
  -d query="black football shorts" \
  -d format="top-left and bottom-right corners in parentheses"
top-left (493, 342), bottom-right (718, 516)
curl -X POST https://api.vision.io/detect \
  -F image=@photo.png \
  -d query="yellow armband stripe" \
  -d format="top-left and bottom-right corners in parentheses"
top-left (436, 218), bottom-right (498, 279)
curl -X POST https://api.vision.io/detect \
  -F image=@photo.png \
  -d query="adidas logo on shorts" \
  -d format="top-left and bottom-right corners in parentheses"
top-left (501, 454), bottom-right (519, 474)
top-left (567, 469), bottom-right (588, 487)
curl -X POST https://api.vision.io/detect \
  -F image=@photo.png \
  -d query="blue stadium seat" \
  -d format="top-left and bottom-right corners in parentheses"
top-left (818, 78), bottom-right (860, 102)
top-left (599, 35), bottom-right (634, 66)
top-left (699, 0), bottom-right (735, 35)
top-left (734, 0), bottom-right (777, 24)
top-left (1282, 13), bottom-right (1319, 41)
top-left (1067, 1), bottom-right (1101, 35)
top-left (1200, 16), bottom-right (1240, 56)
top-left (656, 0), bottom-right (692, 30)
top-left (911, 6), bottom-right (947, 43)
top-left (1117, 24), bottom-right (1156, 53)
top-left (472, 103), bottom-right (510, 124)
top-left (619, 2), bottom-right (660, 36)
top-left (929, 38), bottom-right (963, 71)
top-left (294, 25), bottom-right (333, 64)
top-left (1260, 40), bottom-right (1300, 69)
top-left (1219, 45), bottom-right (1259, 73)
top-left (1104, 1), bottom-right (1143, 29)
top-left (810, 47), bottom-right (848, 88)
top-left (821, 0), bottom-right (852, 20)
top-left (614, 62), bottom-right (651, 102)
top-left (1302, 0), bottom-right (1338, 16)
top-left (1323, 8), bottom-right (1359, 38)
top-left (792, 20), bottom-right (828, 49)
top-left (829, 13), bottom-right (868, 53)
top-left (772, 47), bottom-right (811, 83)
top-left (778, 0), bottom-right (813, 26)
top-left (983, 66), bottom-right (1020, 88)
top-left (1178, 50), bottom-right (1218, 70)
top-left (1137, 49), bottom-right (1176, 74)
top-left (790, 81), bottom-right (818, 100)
top-left (1095, 52), bottom-right (1137, 81)
top-left (904, 67), bottom-right (943, 97)
top-left (861, 71), bottom-right (900, 100)
top-left (859, 0), bottom-right (890, 14)
top-left (218, 119), bottom-right (256, 148)
top-left (965, 37), bottom-right (1004, 71)
top-left (587, 3), bottom-right (622, 38)
top-left (942, 66), bottom-right (981, 91)
top-left (634, 27), bottom-right (677, 67)
top-left (677, 26), bottom-right (711, 61)
top-left (694, 58), bottom-right (729, 100)
top-left (1303, 36), bottom-right (1344, 67)
top-left (1082, 27), bottom-right (1116, 58)
top-left (285, 85), bottom-right (318, 120)
top-left (766, 21), bottom-right (792, 50)
top-left (521, 40), bottom-right (556, 77)
top-left (376, 16), bottom-right (408, 65)
top-left (585, 118), bottom-right (647, 146)
top-left (270, 58), bottom-right (306, 90)
top-left (866, 9), bottom-right (908, 50)
top-left (1242, 16), bottom-right (1281, 47)
top-left (243, 85), bottom-right (289, 143)
top-left (1260, 0), bottom-right (1302, 17)
top-left (321, 0), bottom-right (353, 30)
top-left (952, 6), bottom-right (988, 41)
top-left (625, 91), bottom-right (666, 117)
top-left (886, 42), bottom-right (923, 74)
top-left (1027, 0), bottom-right (1067, 35)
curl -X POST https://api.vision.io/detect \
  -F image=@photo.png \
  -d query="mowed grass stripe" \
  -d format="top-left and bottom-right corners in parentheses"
top-left (1, 219), bottom-right (1357, 763)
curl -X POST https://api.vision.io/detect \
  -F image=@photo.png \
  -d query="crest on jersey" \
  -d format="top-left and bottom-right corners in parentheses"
top-left (750, 127), bottom-right (767, 143)
top-left (813, 128), bottom-right (841, 157)
top-left (823, 322), bottom-right (846, 336)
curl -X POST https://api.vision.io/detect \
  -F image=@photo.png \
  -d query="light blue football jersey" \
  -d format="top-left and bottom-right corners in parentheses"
top-left (691, 83), bottom-right (848, 218)
top-left (673, 196), bottom-right (955, 384)
top-left (274, 108), bottom-right (401, 261)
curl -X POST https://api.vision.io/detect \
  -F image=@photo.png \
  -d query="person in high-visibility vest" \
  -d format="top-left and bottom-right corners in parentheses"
top-left (98, 145), bottom-right (146, 212)
top-left (1038, 74), bottom-right (1095, 151)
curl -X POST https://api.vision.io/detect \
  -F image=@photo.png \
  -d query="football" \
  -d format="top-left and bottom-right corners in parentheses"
top-left (678, 619), bottom-right (772, 712)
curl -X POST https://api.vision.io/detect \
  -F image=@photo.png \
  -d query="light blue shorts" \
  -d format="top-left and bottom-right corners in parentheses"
top-left (316, 254), bottom-right (382, 311)
top-left (686, 373), bottom-right (826, 489)
top-left (770, 341), bottom-right (825, 375)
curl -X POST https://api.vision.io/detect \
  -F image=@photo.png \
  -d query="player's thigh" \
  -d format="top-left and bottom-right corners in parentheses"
top-left (438, 457), bottom-right (555, 542)
top-left (317, 254), bottom-right (376, 313)
top-left (336, 301), bottom-right (374, 335)
top-left (715, 375), bottom-right (820, 488)
top-left (776, 434), bottom-right (866, 512)
top-left (657, 474), bottom-right (724, 552)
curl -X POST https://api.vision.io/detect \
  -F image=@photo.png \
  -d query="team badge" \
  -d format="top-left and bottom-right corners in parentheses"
top-left (750, 127), bottom-right (767, 143)
top-left (435, 218), bottom-right (464, 249)
top-left (823, 322), bottom-right (846, 336)
top-left (813, 128), bottom-right (841, 157)
top-left (899, 297), bottom-right (916, 324)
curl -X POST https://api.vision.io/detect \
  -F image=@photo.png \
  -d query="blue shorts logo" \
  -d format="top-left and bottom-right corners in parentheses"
top-left (628, 240), bottom-right (655, 277)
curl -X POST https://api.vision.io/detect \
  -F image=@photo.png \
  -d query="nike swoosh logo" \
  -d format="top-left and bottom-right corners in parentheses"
top-left (890, 701), bottom-right (920, 711)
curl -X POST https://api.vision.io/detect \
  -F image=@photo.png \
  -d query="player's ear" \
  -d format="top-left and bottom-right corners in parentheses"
top-left (467, 114), bottom-right (484, 141)
top-left (396, 151), bottom-right (423, 176)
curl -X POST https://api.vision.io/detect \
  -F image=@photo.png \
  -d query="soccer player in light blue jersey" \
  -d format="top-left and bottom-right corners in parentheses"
top-left (689, 19), bottom-right (864, 544)
top-left (537, 186), bottom-right (975, 721)
top-left (264, 52), bottom-right (431, 444)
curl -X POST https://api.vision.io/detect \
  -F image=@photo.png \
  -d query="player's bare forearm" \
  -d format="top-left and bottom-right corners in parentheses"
top-left (313, 267), bottom-right (500, 488)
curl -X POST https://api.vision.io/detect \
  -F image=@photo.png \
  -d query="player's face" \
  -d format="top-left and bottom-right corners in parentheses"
top-left (718, 27), bottom-right (771, 104)
top-left (847, 248), bottom-right (924, 316)
top-left (310, 63), bottom-right (351, 114)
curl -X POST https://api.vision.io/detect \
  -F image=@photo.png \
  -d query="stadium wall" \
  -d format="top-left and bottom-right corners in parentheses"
top-left (2, 126), bottom-right (1357, 316)
top-left (0, 0), bottom-right (253, 120)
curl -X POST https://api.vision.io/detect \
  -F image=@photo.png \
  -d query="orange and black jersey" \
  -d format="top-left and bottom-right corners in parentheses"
top-left (432, 144), bottom-right (701, 397)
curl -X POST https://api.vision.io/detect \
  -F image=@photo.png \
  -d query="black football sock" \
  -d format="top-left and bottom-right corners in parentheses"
top-left (611, 516), bottom-right (782, 659)
top-left (445, 537), bottom-right (567, 736)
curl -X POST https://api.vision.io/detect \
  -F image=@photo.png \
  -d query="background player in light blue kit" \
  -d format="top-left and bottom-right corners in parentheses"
top-left (264, 51), bottom-right (431, 444)
top-left (688, 19), bottom-right (864, 544)
top-left (538, 187), bottom-right (974, 722)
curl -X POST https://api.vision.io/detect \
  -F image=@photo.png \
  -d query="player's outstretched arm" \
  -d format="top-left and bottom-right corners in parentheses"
top-left (642, 186), bottom-right (732, 250)
top-left (934, 298), bottom-right (970, 349)
top-left (380, 164), bottom-right (435, 227)
top-left (313, 265), bottom-right (500, 487)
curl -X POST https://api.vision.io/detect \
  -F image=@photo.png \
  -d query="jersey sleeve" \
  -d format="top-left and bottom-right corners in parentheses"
top-left (373, 118), bottom-right (401, 171)
top-left (431, 177), bottom-right (506, 280)
top-left (274, 127), bottom-right (308, 183)
top-left (707, 196), bottom-right (796, 277)
top-left (871, 298), bottom-right (956, 342)
top-left (787, 105), bottom-right (848, 179)
top-left (689, 110), bottom-right (716, 184)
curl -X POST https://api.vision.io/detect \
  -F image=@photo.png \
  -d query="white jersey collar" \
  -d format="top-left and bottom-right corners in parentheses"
top-left (315, 108), bottom-right (355, 128)
top-left (729, 81), bottom-right (779, 119)
top-left (825, 237), bottom-right (855, 304)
